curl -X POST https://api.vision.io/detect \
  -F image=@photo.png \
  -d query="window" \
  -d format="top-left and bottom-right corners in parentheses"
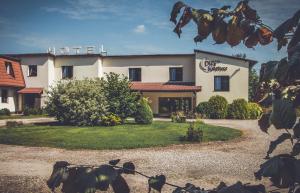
top-left (169, 67), bottom-right (183, 81)
top-left (62, 66), bottom-right (73, 79)
top-left (129, 68), bottom-right (141, 81)
top-left (5, 62), bottom-right (14, 77)
top-left (1, 89), bottom-right (8, 103)
top-left (28, 65), bottom-right (37, 77)
top-left (214, 76), bottom-right (230, 91)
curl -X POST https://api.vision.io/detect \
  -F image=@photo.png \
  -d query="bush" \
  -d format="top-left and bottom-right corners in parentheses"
top-left (196, 102), bottom-right (210, 118)
top-left (0, 108), bottom-right (10, 116)
top-left (6, 121), bottom-right (23, 128)
top-left (179, 122), bottom-right (203, 142)
top-left (248, 102), bottom-right (263, 119)
top-left (23, 107), bottom-right (44, 116)
top-left (46, 79), bottom-right (108, 126)
top-left (227, 99), bottom-right (249, 119)
top-left (102, 73), bottom-right (139, 122)
top-left (207, 95), bottom-right (228, 119)
top-left (135, 97), bottom-right (153, 124)
top-left (171, 111), bottom-right (186, 123)
top-left (101, 114), bottom-right (122, 126)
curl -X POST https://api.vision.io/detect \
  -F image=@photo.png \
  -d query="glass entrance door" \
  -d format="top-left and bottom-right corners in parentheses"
top-left (158, 97), bottom-right (192, 115)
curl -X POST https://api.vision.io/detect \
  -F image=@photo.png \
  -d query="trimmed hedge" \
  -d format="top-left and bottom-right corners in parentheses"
top-left (0, 108), bottom-right (10, 116)
top-left (207, 95), bottom-right (228, 119)
top-left (135, 97), bottom-right (153, 124)
top-left (248, 102), bottom-right (263, 119)
top-left (196, 96), bottom-right (262, 120)
top-left (227, 99), bottom-right (249, 119)
top-left (196, 102), bottom-right (210, 118)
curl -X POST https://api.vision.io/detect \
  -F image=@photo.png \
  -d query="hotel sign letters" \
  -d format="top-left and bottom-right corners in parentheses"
top-left (199, 59), bottom-right (228, 73)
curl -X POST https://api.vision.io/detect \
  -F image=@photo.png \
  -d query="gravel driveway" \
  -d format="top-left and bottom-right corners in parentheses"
top-left (0, 119), bottom-right (292, 193)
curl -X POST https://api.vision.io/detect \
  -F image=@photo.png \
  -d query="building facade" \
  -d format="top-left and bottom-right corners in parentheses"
top-left (0, 56), bottom-right (25, 112)
top-left (1, 50), bottom-right (256, 115)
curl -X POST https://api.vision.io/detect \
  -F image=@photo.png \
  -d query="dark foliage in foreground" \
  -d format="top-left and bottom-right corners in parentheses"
top-left (47, 1), bottom-right (300, 192)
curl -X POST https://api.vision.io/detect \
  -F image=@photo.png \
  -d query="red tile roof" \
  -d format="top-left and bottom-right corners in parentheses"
top-left (17, 88), bottom-right (43, 94)
top-left (0, 56), bottom-right (25, 87)
top-left (130, 82), bottom-right (201, 92)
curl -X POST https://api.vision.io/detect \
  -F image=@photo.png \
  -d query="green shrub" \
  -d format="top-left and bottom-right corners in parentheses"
top-left (207, 95), bottom-right (228, 119)
top-left (6, 121), bottom-right (23, 128)
top-left (0, 108), bottom-right (10, 116)
top-left (102, 73), bottom-right (139, 123)
top-left (196, 102), bottom-right (210, 118)
top-left (171, 111), bottom-right (186, 123)
top-left (135, 97), bottom-right (153, 124)
top-left (179, 122), bottom-right (203, 142)
top-left (227, 99), bottom-right (249, 119)
top-left (45, 79), bottom-right (108, 126)
top-left (248, 102), bottom-right (263, 119)
top-left (23, 107), bottom-right (43, 116)
top-left (101, 114), bottom-right (122, 126)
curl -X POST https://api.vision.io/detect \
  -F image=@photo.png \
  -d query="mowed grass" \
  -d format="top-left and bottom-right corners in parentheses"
top-left (0, 121), bottom-right (242, 150)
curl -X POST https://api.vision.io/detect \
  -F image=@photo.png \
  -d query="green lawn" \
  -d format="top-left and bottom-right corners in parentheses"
top-left (0, 121), bottom-right (242, 150)
top-left (0, 114), bottom-right (48, 120)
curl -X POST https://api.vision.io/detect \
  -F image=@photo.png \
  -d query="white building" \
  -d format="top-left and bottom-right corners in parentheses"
top-left (2, 49), bottom-right (256, 115)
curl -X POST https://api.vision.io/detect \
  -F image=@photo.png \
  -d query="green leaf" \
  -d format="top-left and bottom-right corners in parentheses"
top-left (258, 113), bottom-right (271, 133)
top-left (270, 99), bottom-right (297, 129)
top-left (47, 161), bottom-right (70, 191)
top-left (111, 175), bottom-right (130, 193)
top-left (255, 154), bottom-right (295, 188)
top-left (265, 133), bottom-right (292, 159)
top-left (291, 143), bottom-right (300, 156)
top-left (148, 175), bottom-right (166, 193)
top-left (170, 1), bottom-right (186, 24)
top-left (109, 159), bottom-right (121, 166)
top-left (122, 162), bottom-right (135, 174)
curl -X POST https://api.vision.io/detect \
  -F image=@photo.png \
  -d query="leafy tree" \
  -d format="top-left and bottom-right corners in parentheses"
top-left (249, 68), bottom-right (259, 102)
top-left (102, 72), bottom-right (139, 123)
top-left (135, 97), bottom-right (153, 124)
top-left (45, 79), bottom-right (107, 126)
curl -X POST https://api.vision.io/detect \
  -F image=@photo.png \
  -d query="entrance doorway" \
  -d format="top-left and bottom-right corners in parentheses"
top-left (23, 94), bottom-right (41, 109)
top-left (158, 97), bottom-right (192, 115)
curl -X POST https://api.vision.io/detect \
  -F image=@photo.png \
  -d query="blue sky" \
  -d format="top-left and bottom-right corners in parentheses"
top-left (0, 0), bottom-right (299, 69)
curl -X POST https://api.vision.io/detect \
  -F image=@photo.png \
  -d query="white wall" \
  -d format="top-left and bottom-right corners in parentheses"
top-left (195, 52), bottom-right (249, 104)
top-left (0, 88), bottom-right (17, 112)
top-left (54, 56), bottom-right (100, 81)
top-left (102, 55), bottom-right (195, 82)
top-left (20, 56), bottom-right (51, 89)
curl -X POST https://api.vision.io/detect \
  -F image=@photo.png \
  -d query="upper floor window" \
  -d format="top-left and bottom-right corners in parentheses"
top-left (28, 65), bottom-right (37, 77)
top-left (129, 68), bottom-right (141, 81)
top-left (62, 66), bottom-right (73, 79)
top-left (1, 89), bottom-right (8, 103)
top-left (169, 67), bottom-right (183, 81)
top-left (214, 76), bottom-right (230, 91)
top-left (5, 62), bottom-right (14, 77)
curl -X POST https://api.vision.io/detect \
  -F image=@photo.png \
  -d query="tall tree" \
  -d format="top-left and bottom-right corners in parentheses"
top-left (249, 67), bottom-right (259, 102)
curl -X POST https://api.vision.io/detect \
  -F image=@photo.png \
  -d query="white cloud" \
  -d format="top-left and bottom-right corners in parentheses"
top-left (43, 0), bottom-right (122, 20)
top-left (133, 25), bottom-right (146, 33)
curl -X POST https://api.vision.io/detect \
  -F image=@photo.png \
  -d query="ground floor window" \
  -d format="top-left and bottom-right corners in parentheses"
top-left (1, 89), bottom-right (8, 103)
top-left (159, 97), bottom-right (191, 114)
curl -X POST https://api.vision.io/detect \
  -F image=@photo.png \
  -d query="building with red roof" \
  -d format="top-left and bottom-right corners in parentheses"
top-left (5, 49), bottom-right (256, 116)
top-left (0, 56), bottom-right (25, 112)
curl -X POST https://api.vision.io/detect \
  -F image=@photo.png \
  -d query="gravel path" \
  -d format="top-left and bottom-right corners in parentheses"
top-left (0, 119), bottom-right (292, 193)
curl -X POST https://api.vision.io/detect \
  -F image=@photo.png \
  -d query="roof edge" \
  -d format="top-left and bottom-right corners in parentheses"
top-left (0, 55), bottom-right (21, 62)
top-left (194, 49), bottom-right (257, 66)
